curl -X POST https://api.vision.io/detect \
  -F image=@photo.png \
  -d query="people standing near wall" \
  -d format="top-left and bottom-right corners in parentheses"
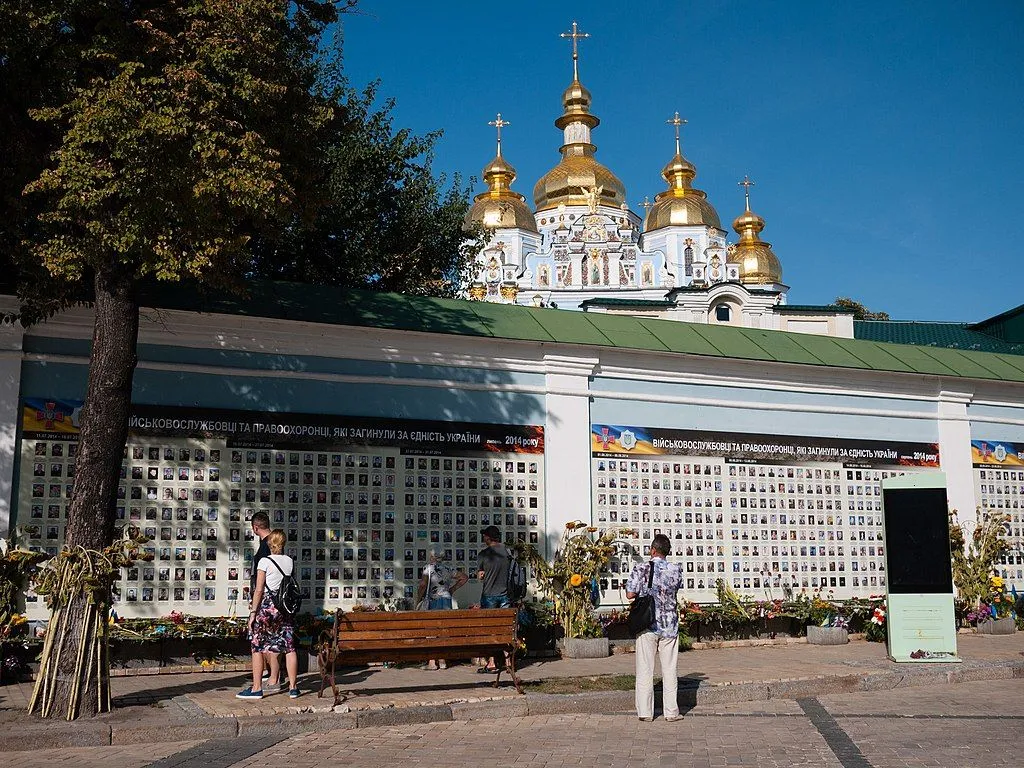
top-left (626, 533), bottom-right (684, 722)
top-left (416, 550), bottom-right (468, 670)
top-left (238, 528), bottom-right (300, 699)
top-left (248, 511), bottom-right (281, 693)
top-left (476, 525), bottom-right (510, 673)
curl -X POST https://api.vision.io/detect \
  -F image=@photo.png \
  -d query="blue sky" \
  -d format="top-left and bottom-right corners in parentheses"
top-left (340, 1), bottom-right (1023, 322)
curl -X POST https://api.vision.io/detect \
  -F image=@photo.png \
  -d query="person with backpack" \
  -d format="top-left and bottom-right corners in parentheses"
top-left (237, 528), bottom-right (300, 700)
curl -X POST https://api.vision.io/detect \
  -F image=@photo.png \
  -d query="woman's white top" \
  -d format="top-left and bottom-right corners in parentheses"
top-left (257, 554), bottom-right (293, 593)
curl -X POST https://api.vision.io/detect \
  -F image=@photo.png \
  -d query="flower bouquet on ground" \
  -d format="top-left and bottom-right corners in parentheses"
top-left (516, 522), bottom-right (633, 639)
top-left (864, 603), bottom-right (886, 642)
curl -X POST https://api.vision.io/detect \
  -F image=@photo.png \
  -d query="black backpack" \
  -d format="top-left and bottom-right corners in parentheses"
top-left (507, 553), bottom-right (528, 603)
top-left (265, 557), bottom-right (302, 617)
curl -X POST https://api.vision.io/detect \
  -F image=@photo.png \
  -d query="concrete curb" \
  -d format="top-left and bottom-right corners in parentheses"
top-left (7, 658), bottom-right (1023, 750)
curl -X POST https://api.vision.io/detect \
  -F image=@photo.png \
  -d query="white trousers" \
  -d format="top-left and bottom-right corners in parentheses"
top-left (634, 631), bottom-right (679, 720)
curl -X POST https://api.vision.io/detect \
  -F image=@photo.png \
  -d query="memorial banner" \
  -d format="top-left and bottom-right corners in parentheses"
top-left (971, 439), bottom-right (1024, 468)
top-left (592, 424), bottom-right (939, 468)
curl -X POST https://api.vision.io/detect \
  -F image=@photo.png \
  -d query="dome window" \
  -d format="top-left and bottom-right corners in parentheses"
top-left (715, 304), bottom-right (731, 322)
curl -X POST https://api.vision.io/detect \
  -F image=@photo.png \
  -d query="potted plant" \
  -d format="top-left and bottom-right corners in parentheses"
top-left (797, 588), bottom-right (849, 645)
top-left (950, 510), bottom-right (1015, 634)
top-left (971, 575), bottom-right (1017, 635)
top-left (517, 522), bottom-right (633, 658)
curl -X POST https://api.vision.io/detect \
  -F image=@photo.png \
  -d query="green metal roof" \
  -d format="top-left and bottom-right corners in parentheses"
top-left (969, 303), bottom-right (1024, 343)
top-left (140, 281), bottom-right (1024, 384)
top-left (579, 297), bottom-right (674, 309)
top-left (854, 320), bottom-right (1024, 356)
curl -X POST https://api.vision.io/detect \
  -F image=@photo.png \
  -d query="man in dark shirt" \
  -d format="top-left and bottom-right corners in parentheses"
top-left (248, 511), bottom-right (280, 691)
top-left (476, 525), bottom-right (510, 673)
top-left (477, 525), bottom-right (510, 608)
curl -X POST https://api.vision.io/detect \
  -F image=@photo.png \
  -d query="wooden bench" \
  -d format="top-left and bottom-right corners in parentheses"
top-left (317, 608), bottom-right (523, 705)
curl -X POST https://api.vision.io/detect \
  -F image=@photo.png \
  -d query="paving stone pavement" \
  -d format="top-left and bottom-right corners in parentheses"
top-left (7, 740), bottom-right (200, 768)
top-left (4, 631), bottom-right (1015, 720)
top-left (2, 678), bottom-right (1022, 767)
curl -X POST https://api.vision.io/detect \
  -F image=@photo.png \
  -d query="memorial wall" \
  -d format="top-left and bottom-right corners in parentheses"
top-left (19, 399), bottom-right (544, 618)
top-left (591, 424), bottom-right (940, 603)
top-left (5, 296), bottom-right (1024, 618)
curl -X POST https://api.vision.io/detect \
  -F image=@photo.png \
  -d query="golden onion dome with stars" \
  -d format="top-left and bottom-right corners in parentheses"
top-left (731, 176), bottom-right (782, 284)
top-left (644, 112), bottom-right (722, 231)
top-left (464, 114), bottom-right (538, 233)
top-left (533, 22), bottom-right (626, 212)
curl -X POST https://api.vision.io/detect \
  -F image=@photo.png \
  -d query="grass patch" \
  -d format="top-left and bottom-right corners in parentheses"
top-left (523, 674), bottom-right (636, 694)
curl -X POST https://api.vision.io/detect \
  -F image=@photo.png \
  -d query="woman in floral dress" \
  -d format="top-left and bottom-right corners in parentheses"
top-left (416, 550), bottom-right (468, 670)
top-left (237, 529), bottom-right (300, 699)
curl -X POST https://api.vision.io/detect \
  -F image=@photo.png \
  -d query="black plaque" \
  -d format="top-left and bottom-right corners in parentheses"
top-left (882, 486), bottom-right (953, 594)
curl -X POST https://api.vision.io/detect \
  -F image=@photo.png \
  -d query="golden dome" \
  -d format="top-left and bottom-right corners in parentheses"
top-left (534, 71), bottom-right (626, 211)
top-left (465, 120), bottom-right (538, 233)
top-left (644, 151), bottom-right (721, 231)
top-left (533, 152), bottom-right (626, 210)
top-left (731, 182), bottom-right (782, 284)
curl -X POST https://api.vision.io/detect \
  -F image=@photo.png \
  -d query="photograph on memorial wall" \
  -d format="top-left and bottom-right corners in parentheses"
top-left (591, 424), bottom-right (940, 603)
top-left (18, 399), bottom-right (545, 618)
top-left (971, 438), bottom-right (1024, 590)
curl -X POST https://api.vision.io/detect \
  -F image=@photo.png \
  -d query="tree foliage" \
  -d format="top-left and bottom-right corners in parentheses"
top-left (20, 0), bottom-right (334, 292)
top-left (0, 0), bottom-right (479, 720)
top-left (834, 296), bottom-right (890, 321)
top-left (248, 76), bottom-right (476, 296)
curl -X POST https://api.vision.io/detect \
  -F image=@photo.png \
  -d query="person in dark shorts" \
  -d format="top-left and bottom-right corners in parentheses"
top-left (248, 511), bottom-right (281, 692)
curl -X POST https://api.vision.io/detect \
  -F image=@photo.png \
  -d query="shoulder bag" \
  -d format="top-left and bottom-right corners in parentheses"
top-left (627, 561), bottom-right (656, 637)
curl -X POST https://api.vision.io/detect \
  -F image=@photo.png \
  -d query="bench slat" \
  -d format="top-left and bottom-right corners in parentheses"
top-left (335, 626), bottom-right (517, 641)
top-left (337, 609), bottom-right (516, 623)
top-left (337, 617), bottom-right (515, 633)
top-left (337, 633), bottom-right (513, 652)
top-left (336, 645), bottom-right (510, 665)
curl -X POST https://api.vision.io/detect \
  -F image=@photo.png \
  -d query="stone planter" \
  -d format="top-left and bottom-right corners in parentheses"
top-left (682, 616), bottom-right (802, 642)
top-left (806, 625), bottom-right (849, 645)
top-left (975, 617), bottom-right (1016, 635)
top-left (558, 637), bottom-right (610, 659)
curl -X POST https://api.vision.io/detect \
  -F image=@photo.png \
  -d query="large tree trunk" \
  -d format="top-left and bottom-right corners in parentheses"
top-left (32, 267), bottom-right (139, 720)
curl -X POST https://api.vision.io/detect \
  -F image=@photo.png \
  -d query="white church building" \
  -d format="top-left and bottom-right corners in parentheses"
top-left (464, 23), bottom-right (854, 338)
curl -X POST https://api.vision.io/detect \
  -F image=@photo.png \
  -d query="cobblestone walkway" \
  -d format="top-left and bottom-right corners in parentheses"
top-left (6, 678), bottom-right (1022, 768)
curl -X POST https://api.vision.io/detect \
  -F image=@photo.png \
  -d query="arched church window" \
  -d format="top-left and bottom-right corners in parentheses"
top-left (715, 304), bottom-right (731, 322)
top-left (684, 246), bottom-right (694, 276)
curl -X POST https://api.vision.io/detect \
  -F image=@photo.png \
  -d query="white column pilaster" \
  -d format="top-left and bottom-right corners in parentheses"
top-left (543, 354), bottom-right (597, 557)
top-left (0, 313), bottom-right (24, 538)
top-left (937, 390), bottom-right (977, 526)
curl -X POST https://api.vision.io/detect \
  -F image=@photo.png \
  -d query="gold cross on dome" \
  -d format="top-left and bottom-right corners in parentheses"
top-left (666, 111), bottom-right (687, 155)
top-left (488, 113), bottom-right (510, 155)
top-left (738, 175), bottom-right (755, 210)
top-left (561, 21), bottom-right (590, 80)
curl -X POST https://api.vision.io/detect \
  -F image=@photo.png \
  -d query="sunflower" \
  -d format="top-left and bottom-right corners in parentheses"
top-left (569, 573), bottom-right (584, 587)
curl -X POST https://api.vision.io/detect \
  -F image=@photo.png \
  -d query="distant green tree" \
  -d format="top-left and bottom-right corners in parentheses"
top-left (834, 297), bottom-right (890, 321)
top-left (4, 0), bottom-right (343, 720)
top-left (248, 77), bottom-right (478, 296)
